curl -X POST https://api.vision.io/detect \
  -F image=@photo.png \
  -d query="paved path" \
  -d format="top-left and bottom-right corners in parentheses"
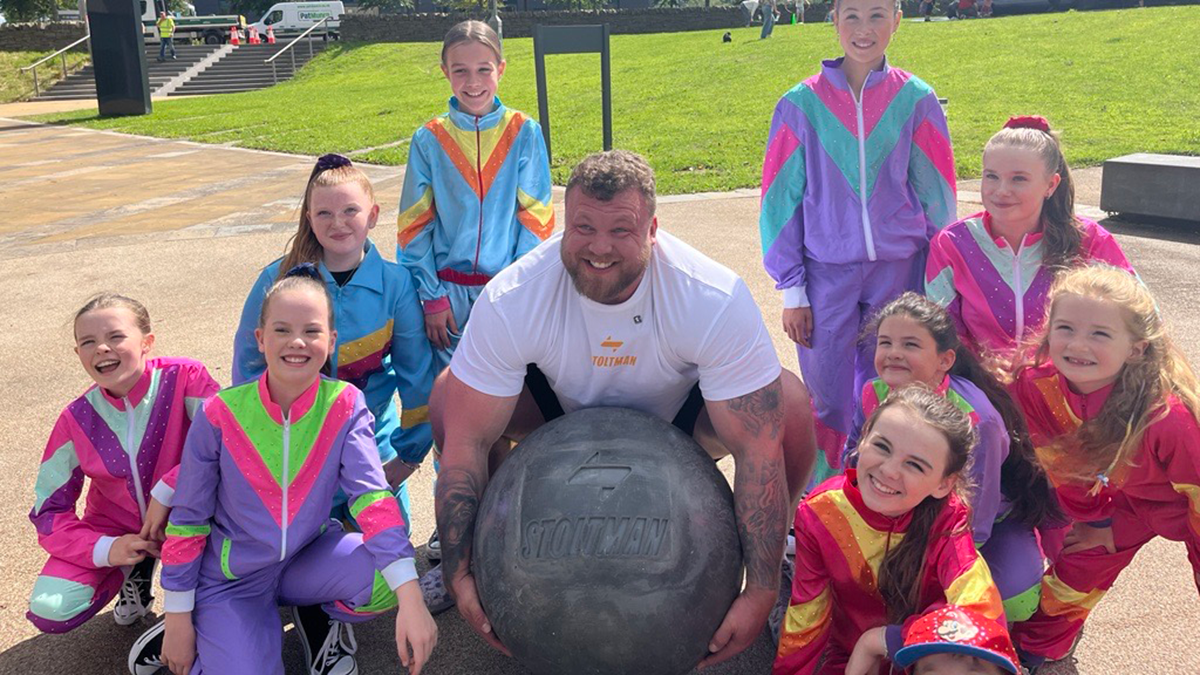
top-left (1, 118), bottom-right (1198, 674)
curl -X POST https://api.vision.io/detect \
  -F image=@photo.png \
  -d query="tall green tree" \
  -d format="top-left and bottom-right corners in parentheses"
top-left (1, 0), bottom-right (57, 22)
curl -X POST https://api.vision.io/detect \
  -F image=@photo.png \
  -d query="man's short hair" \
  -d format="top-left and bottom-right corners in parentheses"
top-left (566, 150), bottom-right (657, 217)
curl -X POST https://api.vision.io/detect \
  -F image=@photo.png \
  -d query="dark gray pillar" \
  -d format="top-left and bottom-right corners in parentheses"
top-left (87, 0), bottom-right (151, 116)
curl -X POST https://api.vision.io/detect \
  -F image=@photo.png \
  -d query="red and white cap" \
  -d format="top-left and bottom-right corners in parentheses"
top-left (893, 605), bottom-right (1019, 674)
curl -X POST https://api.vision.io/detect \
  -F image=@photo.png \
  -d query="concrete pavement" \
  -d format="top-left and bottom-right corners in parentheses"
top-left (1, 118), bottom-right (1197, 675)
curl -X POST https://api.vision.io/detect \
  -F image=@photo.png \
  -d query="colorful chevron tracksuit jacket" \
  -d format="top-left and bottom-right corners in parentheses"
top-left (161, 376), bottom-right (416, 672)
top-left (774, 471), bottom-right (1004, 675)
top-left (846, 376), bottom-right (1046, 620)
top-left (1009, 363), bottom-right (1200, 660)
top-left (925, 212), bottom-right (1134, 359)
top-left (759, 57), bottom-right (957, 446)
top-left (397, 96), bottom-right (555, 366)
top-left (28, 357), bottom-right (219, 633)
top-left (233, 240), bottom-right (436, 474)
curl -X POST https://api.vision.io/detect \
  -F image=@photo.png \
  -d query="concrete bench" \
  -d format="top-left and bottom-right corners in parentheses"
top-left (1100, 153), bottom-right (1200, 222)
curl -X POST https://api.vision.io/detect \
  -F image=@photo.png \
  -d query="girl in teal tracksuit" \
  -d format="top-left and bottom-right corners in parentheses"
top-left (396, 20), bottom-right (555, 370)
top-left (233, 154), bottom-right (436, 528)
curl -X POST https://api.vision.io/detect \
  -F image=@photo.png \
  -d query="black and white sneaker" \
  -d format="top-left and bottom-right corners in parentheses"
top-left (127, 619), bottom-right (166, 675)
top-left (425, 530), bottom-right (441, 564)
top-left (114, 557), bottom-right (156, 626)
top-left (291, 605), bottom-right (358, 675)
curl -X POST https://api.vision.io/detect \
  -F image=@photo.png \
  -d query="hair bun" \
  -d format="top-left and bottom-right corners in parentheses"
top-left (284, 262), bottom-right (322, 281)
top-left (1004, 115), bottom-right (1052, 133)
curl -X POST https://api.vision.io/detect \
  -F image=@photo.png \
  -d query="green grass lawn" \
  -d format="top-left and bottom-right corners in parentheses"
top-left (29, 6), bottom-right (1200, 194)
top-left (1, 50), bottom-right (90, 103)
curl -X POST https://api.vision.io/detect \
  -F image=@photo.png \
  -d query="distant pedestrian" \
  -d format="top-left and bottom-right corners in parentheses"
top-left (156, 11), bottom-right (176, 61)
top-left (742, 0), bottom-right (760, 26)
top-left (761, 0), bottom-right (778, 38)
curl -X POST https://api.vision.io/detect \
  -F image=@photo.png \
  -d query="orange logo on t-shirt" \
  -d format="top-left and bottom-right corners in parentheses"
top-left (600, 337), bottom-right (624, 353)
top-left (593, 335), bottom-right (636, 368)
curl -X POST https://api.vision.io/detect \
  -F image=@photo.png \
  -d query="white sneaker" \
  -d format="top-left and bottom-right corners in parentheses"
top-left (114, 558), bottom-right (155, 626)
top-left (291, 605), bottom-right (358, 675)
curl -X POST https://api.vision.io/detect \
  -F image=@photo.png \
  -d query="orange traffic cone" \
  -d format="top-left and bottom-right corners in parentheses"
top-left (266, 25), bottom-right (276, 44)
top-left (229, 25), bottom-right (240, 45)
top-left (248, 26), bottom-right (261, 44)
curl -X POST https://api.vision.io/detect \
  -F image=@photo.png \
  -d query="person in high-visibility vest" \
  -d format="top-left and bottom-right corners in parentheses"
top-left (157, 11), bottom-right (177, 61)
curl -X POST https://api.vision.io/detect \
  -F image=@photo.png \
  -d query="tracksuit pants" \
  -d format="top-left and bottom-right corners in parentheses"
top-left (189, 526), bottom-right (396, 674)
top-left (1013, 508), bottom-right (1200, 660)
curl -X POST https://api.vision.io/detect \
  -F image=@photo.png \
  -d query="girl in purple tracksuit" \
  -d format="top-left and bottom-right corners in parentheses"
top-left (759, 0), bottom-right (956, 479)
top-left (28, 293), bottom-right (219, 635)
top-left (142, 268), bottom-right (436, 675)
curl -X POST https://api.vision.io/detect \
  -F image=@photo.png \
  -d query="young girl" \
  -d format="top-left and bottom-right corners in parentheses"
top-left (774, 385), bottom-right (1005, 675)
top-left (760, 0), bottom-right (956, 465)
top-left (397, 19), bottom-right (555, 370)
top-left (925, 115), bottom-right (1134, 370)
top-left (28, 294), bottom-right (219, 634)
top-left (844, 293), bottom-right (1058, 622)
top-left (233, 154), bottom-right (437, 534)
top-left (154, 269), bottom-right (437, 675)
top-left (1008, 265), bottom-right (1200, 667)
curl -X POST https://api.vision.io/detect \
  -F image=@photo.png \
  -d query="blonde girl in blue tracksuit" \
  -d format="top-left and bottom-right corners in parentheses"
top-left (396, 19), bottom-right (555, 370)
top-left (233, 154), bottom-right (436, 532)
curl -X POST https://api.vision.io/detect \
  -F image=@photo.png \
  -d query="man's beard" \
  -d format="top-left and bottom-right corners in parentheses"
top-left (562, 243), bottom-right (651, 305)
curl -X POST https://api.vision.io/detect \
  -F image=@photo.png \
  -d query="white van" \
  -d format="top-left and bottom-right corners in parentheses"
top-left (251, 1), bottom-right (343, 38)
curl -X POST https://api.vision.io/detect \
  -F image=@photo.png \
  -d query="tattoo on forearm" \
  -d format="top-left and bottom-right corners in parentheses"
top-left (726, 380), bottom-right (784, 440)
top-left (435, 468), bottom-right (485, 580)
top-left (734, 453), bottom-right (788, 590)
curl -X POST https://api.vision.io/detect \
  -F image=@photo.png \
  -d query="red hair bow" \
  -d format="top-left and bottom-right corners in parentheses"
top-left (1004, 115), bottom-right (1051, 133)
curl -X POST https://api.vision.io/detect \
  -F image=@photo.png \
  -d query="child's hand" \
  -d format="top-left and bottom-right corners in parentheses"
top-left (424, 308), bottom-right (459, 351)
top-left (845, 626), bottom-right (887, 675)
top-left (163, 612), bottom-right (196, 675)
top-left (395, 580), bottom-right (438, 675)
top-left (139, 497), bottom-right (171, 553)
top-left (108, 534), bottom-right (156, 566)
top-left (1062, 521), bottom-right (1116, 555)
top-left (782, 307), bottom-right (814, 348)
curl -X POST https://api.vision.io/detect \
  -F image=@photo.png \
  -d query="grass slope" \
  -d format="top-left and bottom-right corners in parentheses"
top-left (1, 50), bottom-right (90, 103)
top-left (30, 6), bottom-right (1200, 194)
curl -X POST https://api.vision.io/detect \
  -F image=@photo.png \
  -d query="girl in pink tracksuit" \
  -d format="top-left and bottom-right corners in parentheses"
top-left (28, 293), bottom-right (219, 634)
top-left (925, 115), bottom-right (1134, 370)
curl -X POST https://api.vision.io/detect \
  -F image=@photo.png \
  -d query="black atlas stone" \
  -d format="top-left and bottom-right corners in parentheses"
top-left (474, 407), bottom-right (744, 675)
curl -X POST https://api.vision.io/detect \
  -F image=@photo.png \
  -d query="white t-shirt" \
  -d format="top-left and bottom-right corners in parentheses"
top-left (451, 230), bottom-right (782, 422)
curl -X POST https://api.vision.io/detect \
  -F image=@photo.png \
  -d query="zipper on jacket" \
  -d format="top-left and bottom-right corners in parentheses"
top-left (1012, 245), bottom-right (1025, 340)
top-left (123, 397), bottom-right (147, 520)
top-left (280, 416), bottom-right (291, 561)
top-left (473, 115), bottom-right (484, 274)
top-left (853, 87), bottom-right (877, 262)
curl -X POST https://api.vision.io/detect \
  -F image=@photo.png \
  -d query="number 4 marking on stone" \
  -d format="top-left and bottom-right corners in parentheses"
top-left (567, 452), bottom-right (632, 500)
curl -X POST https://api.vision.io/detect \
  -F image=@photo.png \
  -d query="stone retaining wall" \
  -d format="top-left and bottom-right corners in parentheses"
top-left (342, 7), bottom-right (751, 43)
top-left (0, 22), bottom-right (87, 52)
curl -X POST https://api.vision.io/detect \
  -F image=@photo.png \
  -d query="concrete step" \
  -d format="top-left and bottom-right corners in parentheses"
top-left (169, 84), bottom-right (272, 95)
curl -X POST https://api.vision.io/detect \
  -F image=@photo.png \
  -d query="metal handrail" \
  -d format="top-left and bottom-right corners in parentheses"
top-left (20, 33), bottom-right (90, 98)
top-left (264, 16), bottom-right (329, 84)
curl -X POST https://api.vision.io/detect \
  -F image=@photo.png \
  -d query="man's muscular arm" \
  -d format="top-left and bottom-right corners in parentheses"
top-left (432, 370), bottom-right (519, 654)
top-left (698, 376), bottom-right (788, 668)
